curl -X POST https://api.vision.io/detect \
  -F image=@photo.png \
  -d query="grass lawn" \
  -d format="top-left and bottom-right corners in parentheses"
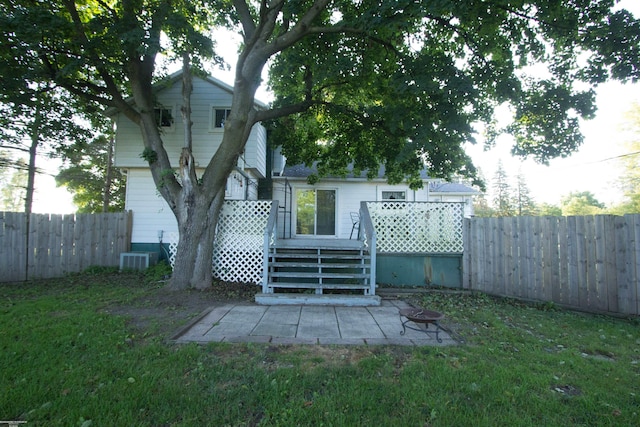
top-left (1, 267), bottom-right (639, 426)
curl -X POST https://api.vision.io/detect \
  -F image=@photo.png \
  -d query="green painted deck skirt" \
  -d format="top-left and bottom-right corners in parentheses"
top-left (131, 242), bottom-right (463, 288)
top-left (376, 254), bottom-right (462, 288)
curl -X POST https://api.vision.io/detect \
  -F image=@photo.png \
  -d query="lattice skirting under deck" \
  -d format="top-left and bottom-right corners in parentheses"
top-left (168, 200), bottom-right (272, 283)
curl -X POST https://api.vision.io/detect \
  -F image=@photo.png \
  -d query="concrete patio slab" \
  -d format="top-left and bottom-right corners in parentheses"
top-left (172, 299), bottom-right (455, 347)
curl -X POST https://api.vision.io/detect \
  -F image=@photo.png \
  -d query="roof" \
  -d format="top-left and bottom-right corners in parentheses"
top-left (280, 162), bottom-right (478, 195)
top-left (429, 181), bottom-right (480, 194)
top-left (105, 70), bottom-right (268, 116)
top-left (281, 162), bottom-right (429, 180)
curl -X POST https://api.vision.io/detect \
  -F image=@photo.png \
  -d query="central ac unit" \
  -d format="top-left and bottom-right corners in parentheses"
top-left (119, 252), bottom-right (158, 271)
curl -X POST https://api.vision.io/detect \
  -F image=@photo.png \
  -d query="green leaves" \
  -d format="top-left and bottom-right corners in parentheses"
top-left (267, 0), bottom-right (640, 185)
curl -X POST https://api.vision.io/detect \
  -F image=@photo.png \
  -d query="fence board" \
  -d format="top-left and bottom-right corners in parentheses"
top-left (462, 219), bottom-right (470, 289)
top-left (50, 214), bottom-right (63, 278)
top-left (465, 214), bottom-right (640, 316)
top-left (546, 217), bottom-right (560, 303)
top-left (557, 216), bottom-right (569, 306)
top-left (62, 214), bottom-right (75, 275)
top-left (0, 212), bottom-right (27, 281)
top-left (633, 215), bottom-right (640, 315)
top-left (534, 216), bottom-right (544, 300)
top-left (0, 211), bottom-right (131, 282)
top-left (501, 217), bottom-right (512, 296)
top-left (510, 217), bottom-right (520, 298)
top-left (473, 217), bottom-right (485, 291)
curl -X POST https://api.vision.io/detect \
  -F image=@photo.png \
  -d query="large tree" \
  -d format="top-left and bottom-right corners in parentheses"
top-left (56, 132), bottom-right (125, 213)
top-left (0, 85), bottom-right (90, 215)
top-left (0, 153), bottom-right (28, 211)
top-left (611, 102), bottom-right (640, 214)
top-left (561, 191), bottom-right (606, 215)
top-left (2, 0), bottom-right (639, 289)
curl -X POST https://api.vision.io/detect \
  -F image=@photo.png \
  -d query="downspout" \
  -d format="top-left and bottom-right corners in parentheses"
top-left (234, 166), bottom-right (251, 200)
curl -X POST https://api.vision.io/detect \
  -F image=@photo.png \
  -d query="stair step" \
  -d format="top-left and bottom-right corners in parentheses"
top-left (270, 271), bottom-right (369, 279)
top-left (255, 293), bottom-right (381, 306)
top-left (270, 262), bottom-right (369, 269)
top-left (274, 241), bottom-right (365, 250)
top-left (271, 251), bottom-right (368, 258)
top-left (267, 282), bottom-right (370, 290)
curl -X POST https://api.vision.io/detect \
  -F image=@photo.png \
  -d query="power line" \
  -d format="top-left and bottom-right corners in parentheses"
top-left (582, 150), bottom-right (640, 165)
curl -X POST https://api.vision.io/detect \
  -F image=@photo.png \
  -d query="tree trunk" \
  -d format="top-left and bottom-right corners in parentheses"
top-left (166, 189), bottom-right (225, 290)
top-left (102, 130), bottom-right (115, 213)
top-left (24, 99), bottom-right (42, 216)
top-left (125, 45), bottom-right (266, 290)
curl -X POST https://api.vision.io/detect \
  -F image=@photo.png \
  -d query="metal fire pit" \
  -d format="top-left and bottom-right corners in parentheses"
top-left (399, 308), bottom-right (445, 343)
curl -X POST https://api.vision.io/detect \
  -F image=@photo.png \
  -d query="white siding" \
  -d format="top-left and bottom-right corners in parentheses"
top-left (126, 167), bottom-right (262, 243)
top-left (271, 179), bottom-right (432, 239)
top-left (125, 169), bottom-right (178, 243)
top-left (114, 76), bottom-right (267, 174)
top-left (431, 194), bottom-right (475, 217)
top-left (271, 146), bottom-right (286, 176)
top-left (245, 124), bottom-right (267, 178)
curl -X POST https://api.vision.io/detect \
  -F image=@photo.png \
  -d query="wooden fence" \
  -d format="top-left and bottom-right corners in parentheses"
top-left (463, 215), bottom-right (640, 316)
top-left (0, 211), bottom-right (132, 282)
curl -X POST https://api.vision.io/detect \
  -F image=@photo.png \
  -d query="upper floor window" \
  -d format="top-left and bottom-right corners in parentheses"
top-left (213, 108), bottom-right (231, 129)
top-left (154, 107), bottom-right (174, 128)
top-left (381, 190), bottom-right (406, 201)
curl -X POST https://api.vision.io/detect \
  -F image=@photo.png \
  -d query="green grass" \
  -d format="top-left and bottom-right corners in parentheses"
top-left (1, 271), bottom-right (639, 426)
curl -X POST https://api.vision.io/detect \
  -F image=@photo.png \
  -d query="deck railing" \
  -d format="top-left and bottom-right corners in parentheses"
top-left (262, 200), bottom-right (279, 292)
top-left (360, 201), bottom-right (377, 295)
top-left (366, 201), bottom-right (464, 254)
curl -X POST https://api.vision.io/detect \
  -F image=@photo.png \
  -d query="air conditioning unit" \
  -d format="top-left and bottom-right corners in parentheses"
top-left (119, 252), bottom-right (158, 271)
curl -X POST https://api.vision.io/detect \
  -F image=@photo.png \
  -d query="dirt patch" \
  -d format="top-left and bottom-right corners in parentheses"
top-left (104, 280), bottom-right (260, 339)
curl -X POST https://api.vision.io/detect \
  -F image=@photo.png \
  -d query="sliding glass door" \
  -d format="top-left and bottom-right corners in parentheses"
top-left (296, 189), bottom-right (336, 236)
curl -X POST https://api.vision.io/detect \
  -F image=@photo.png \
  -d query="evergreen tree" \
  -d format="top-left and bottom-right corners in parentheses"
top-left (492, 160), bottom-right (515, 217)
top-left (515, 170), bottom-right (537, 216)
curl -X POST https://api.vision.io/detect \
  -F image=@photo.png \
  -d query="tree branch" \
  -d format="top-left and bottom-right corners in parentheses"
top-left (233, 0), bottom-right (258, 40)
top-left (252, 99), bottom-right (315, 123)
top-left (263, 0), bottom-right (332, 56)
top-left (61, 0), bottom-right (138, 121)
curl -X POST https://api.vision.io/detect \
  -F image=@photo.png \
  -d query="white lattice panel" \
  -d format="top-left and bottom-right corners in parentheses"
top-left (212, 200), bottom-right (271, 283)
top-left (168, 232), bottom-right (178, 268)
top-left (367, 202), bottom-right (464, 253)
top-left (166, 201), bottom-right (271, 283)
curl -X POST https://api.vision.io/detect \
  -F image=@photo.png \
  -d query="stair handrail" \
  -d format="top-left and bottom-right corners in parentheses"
top-left (359, 201), bottom-right (377, 295)
top-left (262, 200), bottom-right (279, 293)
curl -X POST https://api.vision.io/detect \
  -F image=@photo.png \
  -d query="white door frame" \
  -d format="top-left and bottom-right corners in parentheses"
top-left (292, 186), bottom-right (339, 238)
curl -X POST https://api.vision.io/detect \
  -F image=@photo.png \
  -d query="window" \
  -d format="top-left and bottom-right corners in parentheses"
top-left (213, 108), bottom-right (231, 128)
top-left (381, 190), bottom-right (406, 200)
top-left (154, 108), bottom-right (173, 128)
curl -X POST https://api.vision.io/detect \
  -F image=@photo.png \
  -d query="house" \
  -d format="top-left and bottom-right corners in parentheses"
top-left (112, 72), bottom-right (269, 254)
top-left (112, 71), bottom-right (479, 297)
top-left (269, 162), bottom-right (477, 240)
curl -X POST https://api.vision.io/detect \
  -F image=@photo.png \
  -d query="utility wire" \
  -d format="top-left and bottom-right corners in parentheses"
top-left (582, 150), bottom-right (640, 165)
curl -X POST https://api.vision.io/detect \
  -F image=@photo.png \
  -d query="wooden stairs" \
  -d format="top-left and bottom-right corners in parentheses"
top-left (255, 239), bottom-right (380, 306)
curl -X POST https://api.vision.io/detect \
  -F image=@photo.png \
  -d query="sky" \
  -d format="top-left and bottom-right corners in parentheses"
top-left (466, 0), bottom-right (640, 207)
top-left (29, 0), bottom-right (640, 213)
top-left (466, 80), bottom-right (640, 207)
